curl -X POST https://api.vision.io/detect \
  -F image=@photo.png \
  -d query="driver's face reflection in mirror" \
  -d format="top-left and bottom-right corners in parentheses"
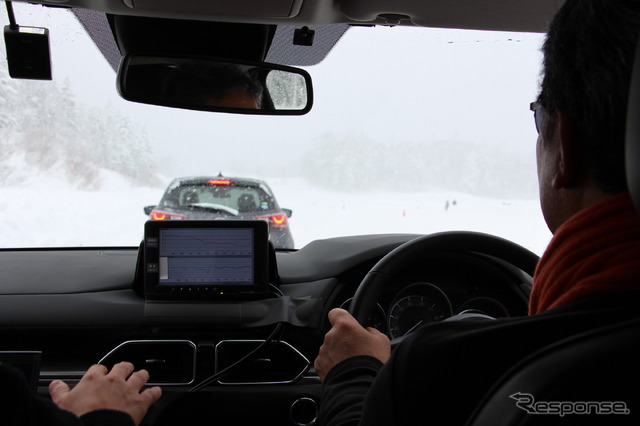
top-left (204, 89), bottom-right (259, 109)
top-left (165, 62), bottom-right (264, 110)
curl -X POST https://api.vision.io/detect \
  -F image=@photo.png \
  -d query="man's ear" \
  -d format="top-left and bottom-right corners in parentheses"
top-left (551, 109), bottom-right (581, 189)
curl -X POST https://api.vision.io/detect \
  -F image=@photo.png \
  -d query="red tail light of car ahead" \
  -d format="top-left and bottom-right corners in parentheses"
top-left (256, 213), bottom-right (289, 229)
top-left (208, 179), bottom-right (233, 186)
top-left (150, 210), bottom-right (186, 220)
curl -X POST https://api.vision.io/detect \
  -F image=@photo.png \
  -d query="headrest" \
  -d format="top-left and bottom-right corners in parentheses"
top-left (237, 194), bottom-right (256, 212)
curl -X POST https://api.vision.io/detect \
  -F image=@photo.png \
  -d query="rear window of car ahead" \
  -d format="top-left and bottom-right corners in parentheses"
top-left (164, 185), bottom-right (274, 213)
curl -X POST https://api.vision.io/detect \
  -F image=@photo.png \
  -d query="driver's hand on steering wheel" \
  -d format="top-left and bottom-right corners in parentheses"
top-left (314, 308), bottom-right (391, 382)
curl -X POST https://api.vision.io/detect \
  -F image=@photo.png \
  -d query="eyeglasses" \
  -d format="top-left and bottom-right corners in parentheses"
top-left (530, 101), bottom-right (544, 134)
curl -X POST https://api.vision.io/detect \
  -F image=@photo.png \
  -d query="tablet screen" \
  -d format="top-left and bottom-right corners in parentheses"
top-left (144, 220), bottom-right (269, 300)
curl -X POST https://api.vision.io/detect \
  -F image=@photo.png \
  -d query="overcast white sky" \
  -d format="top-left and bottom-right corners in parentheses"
top-left (0, 3), bottom-right (544, 179)
top-left (0, 3), bottom-right (552, 250)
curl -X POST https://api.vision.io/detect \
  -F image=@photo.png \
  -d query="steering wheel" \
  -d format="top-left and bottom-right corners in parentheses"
top-left (349, 231), bottom-right (540, 335)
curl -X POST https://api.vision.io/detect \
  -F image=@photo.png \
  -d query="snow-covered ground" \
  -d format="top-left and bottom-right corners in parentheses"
top-left (0, 173), bottom-right (552, 256)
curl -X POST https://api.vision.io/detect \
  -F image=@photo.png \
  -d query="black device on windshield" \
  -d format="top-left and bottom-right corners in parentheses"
top-left (143, 220), bottom-right (269, 300)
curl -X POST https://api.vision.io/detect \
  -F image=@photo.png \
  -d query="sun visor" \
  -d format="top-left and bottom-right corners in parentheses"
top-left (338, 0), bottom-right (560, 32)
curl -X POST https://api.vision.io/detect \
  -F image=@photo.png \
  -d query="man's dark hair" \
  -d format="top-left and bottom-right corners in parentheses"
top-left (539, 0), bottom-right (640, 193)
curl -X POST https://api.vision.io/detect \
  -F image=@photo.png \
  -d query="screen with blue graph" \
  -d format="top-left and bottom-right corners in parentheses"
top-left (143, 220), bottom-right (269, 300)
top-left (159, 228), bottom-right (253, 284)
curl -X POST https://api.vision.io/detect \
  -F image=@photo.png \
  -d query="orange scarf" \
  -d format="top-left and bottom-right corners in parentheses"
top-left (529, 193), bottom-right (640, 315)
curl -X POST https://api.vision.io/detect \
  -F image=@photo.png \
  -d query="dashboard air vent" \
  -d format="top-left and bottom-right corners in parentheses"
top-left (215, 340), bottom-right (309, 385)
top-left (99, 340), bottom-right (196, 385)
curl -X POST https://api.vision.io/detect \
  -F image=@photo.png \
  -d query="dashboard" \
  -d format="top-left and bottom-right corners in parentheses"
top-left (0, 232), bottom-right (535, 425)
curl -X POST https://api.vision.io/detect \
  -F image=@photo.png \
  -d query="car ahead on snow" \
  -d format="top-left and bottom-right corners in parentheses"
top-left (144, 176), bottom-right (294, 249)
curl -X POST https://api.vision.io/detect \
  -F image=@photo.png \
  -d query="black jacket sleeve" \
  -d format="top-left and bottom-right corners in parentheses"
top-left (319, 356), bottom-right (383, 426)
top-left (79, 410), bottom-right (135, 426)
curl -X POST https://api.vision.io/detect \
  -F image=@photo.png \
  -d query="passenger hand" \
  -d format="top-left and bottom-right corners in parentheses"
top-left (49, 361), bottom-right (162, 425)
top-left (314, 308), bottom-right (390, 382)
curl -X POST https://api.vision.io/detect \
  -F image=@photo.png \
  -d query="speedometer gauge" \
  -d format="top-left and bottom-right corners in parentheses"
top-left (387, 283), bottom-right (452, 339)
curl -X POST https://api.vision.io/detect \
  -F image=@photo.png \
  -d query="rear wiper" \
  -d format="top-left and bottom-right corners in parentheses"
top-left (185, 203), bottom-right (239, 216)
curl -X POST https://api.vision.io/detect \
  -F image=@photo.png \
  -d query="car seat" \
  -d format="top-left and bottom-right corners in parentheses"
top-left (466, 32), bottom-right (640, 426)
top-left (237, 193), bottom-right (257, 212)
top-left (465, 317), bottom-right (640, 425)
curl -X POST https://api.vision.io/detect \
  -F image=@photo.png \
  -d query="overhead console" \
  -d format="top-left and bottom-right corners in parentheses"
top-left (119, 0), bottom-right (303, 19)
top-left (143, 220), bottom-right (270, 301)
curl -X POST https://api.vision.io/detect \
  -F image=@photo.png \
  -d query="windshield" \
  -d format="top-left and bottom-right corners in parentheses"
top-left (0, 5), bottom-right (551, 254)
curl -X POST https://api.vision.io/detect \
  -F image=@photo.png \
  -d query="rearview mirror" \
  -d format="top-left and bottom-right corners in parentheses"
top-left (117, 53), bottom-right (313, 115)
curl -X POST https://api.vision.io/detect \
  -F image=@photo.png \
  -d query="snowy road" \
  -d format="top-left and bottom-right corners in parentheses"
top-left (0, 175), bottom-right (551, 255)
